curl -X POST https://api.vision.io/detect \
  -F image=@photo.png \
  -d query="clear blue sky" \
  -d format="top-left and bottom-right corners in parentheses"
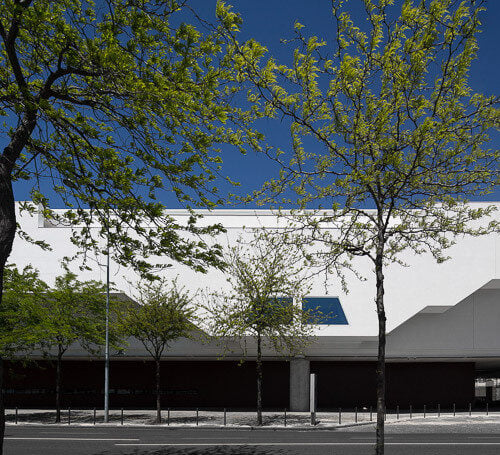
top-left (13, 0), bottom-right (500, 208)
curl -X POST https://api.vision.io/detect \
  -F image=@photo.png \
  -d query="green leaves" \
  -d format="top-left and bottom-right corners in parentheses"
top-left (205, 230), bottom-right (316, 358)
top-left (118, 277), bottom-right (195, 360)
top-left (0, 264), bottom-right (118, 358)
top-left (219, 0), bottom-right (498, 267)
top-left (1, 0), bottom-right (253, 278)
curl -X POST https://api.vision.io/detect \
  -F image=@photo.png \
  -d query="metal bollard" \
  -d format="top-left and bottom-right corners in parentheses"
top-left (284, 408), bottom-right (287, 427)
top-left (410, 405), bottom-right (412, 419)
top-left (121, 408), bottom-right (124, 425)
top-left (167, 408), bottom-right (170, 426)
top-left (338, 407), bottom-right (341, 425)
top-left (469, 403), bottom-right (472, 416)
top-left (224, 408), bottom-right (227, 426)
top-left (397, 405), bottom-right (399, 420)
top-left (424, 405), bottom-right (426, 418)
top-left (196, 408), bottom-right (199, 426)
top-left (355, 407), bottom-right (358, 423)
top-left (453, 403), bottom-right (456, 416)
top-left (15, 407), bottom-right (18, 425)
top-left (438, 404), bottom-right (440, 418)
top-left (370, 406), bottom-right (372, 422)
top-left (68, 407), bottom-right (71, 425)
top-left (93, 408), bottom-right (96, 425)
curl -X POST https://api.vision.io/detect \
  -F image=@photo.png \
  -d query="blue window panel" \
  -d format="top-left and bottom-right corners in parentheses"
top-left (302, 297), bottom-right (348, 325)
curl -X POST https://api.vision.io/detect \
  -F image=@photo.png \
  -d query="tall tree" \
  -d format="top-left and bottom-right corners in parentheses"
top-left (119, 278), bottom-right (195, 424)
top-left (219, 0), bottom-right (499, 451)
top-left (205, 231), bottom-right (317, 426)
top-left (0, 0), bottom-right (246, 449)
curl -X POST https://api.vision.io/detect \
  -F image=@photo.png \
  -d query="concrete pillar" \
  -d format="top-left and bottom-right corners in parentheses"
top-left (289, 358), bottom-right (310, 411)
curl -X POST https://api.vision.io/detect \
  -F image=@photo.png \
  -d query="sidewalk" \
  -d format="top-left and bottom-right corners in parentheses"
top-left (5, 408), bottom-right (500, 429)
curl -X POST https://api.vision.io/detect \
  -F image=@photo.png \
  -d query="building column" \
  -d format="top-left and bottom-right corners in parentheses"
top-left (289, 357), bottom-right (310, 411)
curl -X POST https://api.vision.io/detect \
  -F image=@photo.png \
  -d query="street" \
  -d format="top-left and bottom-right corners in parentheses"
top-left (5, 425), bottom-right (500, 455)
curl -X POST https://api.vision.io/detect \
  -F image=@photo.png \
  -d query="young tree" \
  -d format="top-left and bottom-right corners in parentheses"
top-left (0, 0), bottom-right (247, 448)
top-left (119, 278), bottom-right (195, 424)
top-left (219, 0), bottom-right (499, 451)
top-left (205, 231), bottom-right (316, 426)
top-left (33, 270), bottom-right (112, 423)
top-left (1, 266), bottom-right (116, 423)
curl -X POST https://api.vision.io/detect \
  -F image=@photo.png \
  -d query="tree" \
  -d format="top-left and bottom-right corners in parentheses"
top-left (0, 264), bottom-right (48, 356)
top-left (0, 0), bottom-right (246, 448)
top-left (38, 271), bottom-right (110, 423)
top-left (219, 0), bottom-right (499, 451)
top-left (119, 278), bottom-right (195, 424)
top-left (205, 231), bottom-right (317, 426)
top-left (1, 265), bottom-right (116, 423)
top-left (30, 269), bottom-right (112, 423)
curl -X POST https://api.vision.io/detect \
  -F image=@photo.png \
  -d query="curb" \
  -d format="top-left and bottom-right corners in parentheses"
top-left (6, 422), bottom-right (374, 430)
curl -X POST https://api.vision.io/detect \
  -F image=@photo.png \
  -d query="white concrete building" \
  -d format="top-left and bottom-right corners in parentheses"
top-left (5, 202), bottom-right (500, 411)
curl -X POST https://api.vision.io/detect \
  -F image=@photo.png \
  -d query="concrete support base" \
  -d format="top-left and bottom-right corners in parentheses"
top-left (289, 358), bottom-right (310, 411)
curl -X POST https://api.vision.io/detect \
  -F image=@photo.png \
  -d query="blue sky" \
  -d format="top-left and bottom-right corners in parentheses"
top-left (12, 0), bottom-right (500, 208)
top-left (211, 0), bottom-right (500, 206)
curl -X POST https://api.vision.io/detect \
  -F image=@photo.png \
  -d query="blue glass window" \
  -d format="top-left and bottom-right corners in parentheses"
top-left (302, 297), bottom-right (348, 325)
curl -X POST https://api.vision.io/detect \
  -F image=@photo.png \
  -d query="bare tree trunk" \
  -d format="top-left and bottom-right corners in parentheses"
top-left (55, 348), bottom-right (63, 423)
top-left (375, 247), bottom-right (386, 455)
top-left (0, 164), bottom-right (18, 455)
top-left (155, 359), bottom-right (161, 424)
top-left (256, 333), bottom-right (263, 426)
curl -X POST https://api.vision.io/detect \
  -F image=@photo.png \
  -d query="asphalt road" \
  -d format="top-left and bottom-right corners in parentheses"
top-left (5, 425), bottom-right (500, 455)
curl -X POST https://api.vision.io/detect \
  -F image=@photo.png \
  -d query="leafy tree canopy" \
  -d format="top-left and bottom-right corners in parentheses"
top-left (1, 0), bottom-right (249, 278)
top-left (0, 264), bottom-right (48, 355)
top-left (119, 277), bottom-right (196, 360)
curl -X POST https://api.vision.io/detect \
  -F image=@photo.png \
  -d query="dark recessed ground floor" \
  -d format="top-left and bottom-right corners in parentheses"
top-left (4, 359), bottom-right (475, 410)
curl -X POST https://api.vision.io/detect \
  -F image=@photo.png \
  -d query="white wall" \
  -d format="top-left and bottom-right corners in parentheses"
top-left (9, 202), bottom-right (500, 338)
top-left (387, 288), bottom-right (500, 358)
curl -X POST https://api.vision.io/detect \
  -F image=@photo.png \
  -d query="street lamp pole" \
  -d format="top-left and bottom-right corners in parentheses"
top-left (104, 233), bottom-right (110, 423)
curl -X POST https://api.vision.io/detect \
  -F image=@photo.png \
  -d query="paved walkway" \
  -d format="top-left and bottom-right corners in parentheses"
top-left (5, 408), bottom-right (500, 429)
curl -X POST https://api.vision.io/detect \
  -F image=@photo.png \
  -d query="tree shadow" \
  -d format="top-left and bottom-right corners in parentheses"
top-left (96, 447), bottom-right (291, 455)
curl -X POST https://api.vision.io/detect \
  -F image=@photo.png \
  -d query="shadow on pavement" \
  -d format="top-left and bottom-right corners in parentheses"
top-left (96, 448), bottom-right (289, 455)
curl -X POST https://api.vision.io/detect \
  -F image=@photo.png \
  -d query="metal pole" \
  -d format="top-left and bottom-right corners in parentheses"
top-left (397, 405), bottom-right (399, 420)
top-left (424, 405), bottom-right (426, 418)
top-left (338, 407), bottom-right (341, 425)
top-left (104, 234), bottom-right (110, 423)
top-left (469, 402), bottom-right (472, 416)
top-left (121, 408), bottom-right (123, 425)
top-left (370, 406), bottom-right (372, 421)
top-left (487, 403), bottom-right (489, 416)
top-left (68, 407), bottom-right (71, 425)
top-left (15, 407), bottom-right (18, 425)
top-left (438, 404), bottom-right (440, 418)
top-left (167, 408), bottom-right (170, 426)
top-left (410, 405), bottom-right (412, 419)
top-left (196, 408), bottom-right (199, 426)
top-left (453, 403), bottom-right (456, 416)
top-left (224, 408), bottom-right (227, 426)
top-left (93, 407), bottom-right (96, 425)
top-left (355, 406), bottom-right (357, 423)
top-left (284, 408), bottom-right (287, 427)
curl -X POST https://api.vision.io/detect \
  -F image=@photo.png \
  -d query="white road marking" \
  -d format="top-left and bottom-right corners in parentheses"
top-left (7, 437), bottom-right (140, 441)
top-left (37, 432), bottom-right (110, 435)
top-left (115, 442), bottom-right (500, 447)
